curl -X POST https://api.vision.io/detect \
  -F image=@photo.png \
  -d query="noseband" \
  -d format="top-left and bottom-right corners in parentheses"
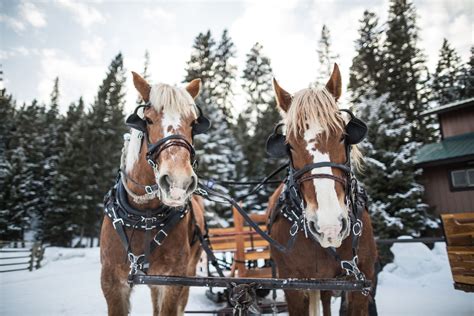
top-left (145, 134), bottom-right (196, 169)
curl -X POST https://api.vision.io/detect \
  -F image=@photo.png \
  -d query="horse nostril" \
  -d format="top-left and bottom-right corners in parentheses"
top-left (186, 175), bottom-right (197, 194)
top-left (159, 174), bottom-right (171, 192)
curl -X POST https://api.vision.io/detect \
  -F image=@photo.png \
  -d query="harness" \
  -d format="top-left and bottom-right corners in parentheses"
top-left (103, 102), bottom-right (217, 286)
top-left (104, 178), bottom-right (190, 285)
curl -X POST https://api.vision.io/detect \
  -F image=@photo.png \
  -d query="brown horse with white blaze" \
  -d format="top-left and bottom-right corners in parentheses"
top-left (267, 64), bottom-right (378, 315)
top-left (100, 72), bottom-right (205, 315)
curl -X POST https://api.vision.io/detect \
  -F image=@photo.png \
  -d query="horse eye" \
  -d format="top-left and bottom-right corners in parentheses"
top-left (145, 117), bottom-right (153, 124)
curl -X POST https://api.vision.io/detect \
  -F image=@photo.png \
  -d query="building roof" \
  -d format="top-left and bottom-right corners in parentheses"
top-left (421, 98), bottom-right (474, 116)
top-left (415, 132), bottom-right (474, 166)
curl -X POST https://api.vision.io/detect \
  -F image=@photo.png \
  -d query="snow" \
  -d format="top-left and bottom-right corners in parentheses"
top-left (1, 241), bottom-right (473, 315)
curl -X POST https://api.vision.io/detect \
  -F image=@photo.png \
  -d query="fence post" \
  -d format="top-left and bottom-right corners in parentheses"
top-left (35, 243), bottom-right (44, 269)
top-left (29, 243), bottom-right (36, 272)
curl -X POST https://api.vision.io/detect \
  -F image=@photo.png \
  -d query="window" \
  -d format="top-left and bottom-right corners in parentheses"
top-left (451, 168), bottom-right (474, 189)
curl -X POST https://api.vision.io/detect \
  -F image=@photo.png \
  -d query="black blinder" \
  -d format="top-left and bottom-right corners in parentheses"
top-left (126, 104), bottom-right (149, 133)
top-left (266, 123), bottom-right (288, 158)
top-left (192, 105), bottom-right (211, 136)
top-left (340, 109), bottom-right (368, 145)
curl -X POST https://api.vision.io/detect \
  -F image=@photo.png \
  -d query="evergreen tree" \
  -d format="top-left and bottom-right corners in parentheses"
top-left (213, 29), bottom-right (237, 119)
top-left (184, 30), bottom-right (240, 221)
top-left (84, 53), bottom-right (127, 243)
top-left (0, 92), bottom-right (17, 239)
top-left (350, 1), bottom-right (439, 239)
top-left (432, 39), bottom-right (462, 105)
top-left (137, 50), bottom-right (151, 104)
top-left (40, 99), bottom-right (88, 246)
top-left (382, 0), bottom-right (435, 142)
top-left (348, 11), bottom-right (383, 104)
top-left (315, 25), bottom-right (339, 85)
top-left (458, 46), bottom-right (474, 100)
top-left (238, 42), bottom-right (283, 211)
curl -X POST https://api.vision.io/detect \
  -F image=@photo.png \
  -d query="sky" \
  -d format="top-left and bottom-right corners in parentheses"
top-left (0, 0), bottom-right (472, 114)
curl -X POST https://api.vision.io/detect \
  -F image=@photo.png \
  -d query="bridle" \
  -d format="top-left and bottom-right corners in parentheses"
top-left (265, 110), bottom-right (370, 294)
top-left (120, 102), bottom-right (207, 203)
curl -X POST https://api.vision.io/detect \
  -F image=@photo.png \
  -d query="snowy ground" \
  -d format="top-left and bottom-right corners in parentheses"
top-left (1, 240), bottom-right (472, 315)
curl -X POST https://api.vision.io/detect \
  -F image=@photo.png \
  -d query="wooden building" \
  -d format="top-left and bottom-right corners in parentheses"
top-left (415, 98), bottom-right (474, 214)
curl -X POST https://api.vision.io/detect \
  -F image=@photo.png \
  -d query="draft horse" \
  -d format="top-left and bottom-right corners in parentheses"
top-left (100, 72), bottom-right (210, 315)
top-left (266, 64), bottom-right (378, 315)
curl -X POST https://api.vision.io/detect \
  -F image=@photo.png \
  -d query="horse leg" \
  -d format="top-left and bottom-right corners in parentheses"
top-left (321, 291), bottom-right (332, 316)
top-left (285, 290), bottom-right (309, 316)
top-left (150, 285), bottom-right (164, 316)
top-left (158, 285), bottom-right (189, 316)
top-left (101, 268), bottom-right (132, 316)
top-left (346, 292), bottom-right (370, 316)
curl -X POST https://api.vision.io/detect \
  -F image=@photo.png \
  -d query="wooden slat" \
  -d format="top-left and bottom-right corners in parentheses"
top-left (245, 250), bottom-right (271, 261)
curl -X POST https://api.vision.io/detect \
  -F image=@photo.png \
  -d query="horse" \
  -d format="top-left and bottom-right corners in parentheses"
top-left (266, 64), bottom-right (378, 316)
top-left (100, 71), bottom-right (209, 316)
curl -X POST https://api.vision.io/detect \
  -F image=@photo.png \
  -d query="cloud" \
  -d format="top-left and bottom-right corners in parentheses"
top-left (80, 36), bottom-right (105, 61)
top-left (56, 0), bottom-right (106, 28)
top-left (143, 7), bottom-right (175, 23)
top-left (19, 2), bottom-right (47, 28)
top-left (0, 14), bottom-right (26, 32)
top-left (38, 49), bottom-right (104, 111)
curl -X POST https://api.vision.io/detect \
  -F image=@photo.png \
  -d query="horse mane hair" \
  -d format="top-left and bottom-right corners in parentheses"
top-left (125, 83), bottom-right (197, 173)
top-left (284, 87), bottom-right (363, 170)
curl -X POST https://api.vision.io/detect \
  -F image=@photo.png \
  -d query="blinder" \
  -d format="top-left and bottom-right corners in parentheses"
top-left (125, 103), bottom-right (211, 137)
top-left (125, 104), bottom-right (149, 133)
top-left (265, 123), bottom-right (288, 158)
top-left (340, 109), bottom-right (368, 145)
top-left (265, 110), bottom-right (368, 158)
top-left (192, 105), bottom-right (211, 136)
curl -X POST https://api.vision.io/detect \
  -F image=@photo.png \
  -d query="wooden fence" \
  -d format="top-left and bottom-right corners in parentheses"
top-left (0, 241), bottom-right (45, 273)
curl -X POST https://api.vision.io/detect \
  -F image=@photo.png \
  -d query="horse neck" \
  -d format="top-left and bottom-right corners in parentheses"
top-left (125, 142), bottom-right (163, 210)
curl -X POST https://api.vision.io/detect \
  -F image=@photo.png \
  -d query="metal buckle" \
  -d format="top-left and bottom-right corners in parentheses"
top-left (112, 218), bottom-right (124, 229)
top-left (147, 159), bottom-right (157, 169)
top-left (195, 187), bottom-right (208, 197)
top-left (290, 222), bottom-right (299, 236)
top-left (153, 230), bottom-right (168, 245)
top-left (145, 186), bottom-right (154, 194)
top-left (128, 253), bottom-right (144, 273)
top-left (352, 219), bottom-right (363, 236)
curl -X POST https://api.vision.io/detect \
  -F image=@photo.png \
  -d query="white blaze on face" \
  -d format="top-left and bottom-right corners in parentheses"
top-left (303, 121), bottom-right (346, 229)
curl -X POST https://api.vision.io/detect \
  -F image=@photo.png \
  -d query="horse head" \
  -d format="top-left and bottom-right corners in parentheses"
top-left (270, 64), bottom-right (365, 248)
top-left (125, 72), bottom-right (206, 207)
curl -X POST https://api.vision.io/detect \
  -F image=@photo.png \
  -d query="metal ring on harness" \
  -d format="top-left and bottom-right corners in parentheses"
top-left (352, 219), bottom-right (363, 236)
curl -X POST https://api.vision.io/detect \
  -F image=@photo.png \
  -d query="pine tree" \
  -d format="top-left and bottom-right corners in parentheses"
top-left (350, 0), bottom-right (439, 239)
top-left (39, 98), bottom-right (89, 246)
top-left (348, 11), bottom-right (383, 104)
top-left (432, 39), bottom-right (462, 105)
top-left (84, 53), bottom-right (127, 243)
top-left (382, 0), bottom-right (435, 142)
top-left (0, 92), bottom-right (17, 239)
top-left (213, 29), bottom-right (237, 119)
top-left (137, 50), bottom-right (151, 104)
top-left (238, 42), bottom-right (283, 211)
top-left (184, 30), bottom-right (240, 222)
top-left (458, 46), bottom-right (474, 100)
top-left (315, 25), bottom-right (339, 85)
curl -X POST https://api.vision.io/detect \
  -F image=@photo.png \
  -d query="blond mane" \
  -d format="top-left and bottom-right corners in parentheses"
top-left (284, 87), bottom-right (363, 170)
top-left (125, 83), bottom-right (197, 173)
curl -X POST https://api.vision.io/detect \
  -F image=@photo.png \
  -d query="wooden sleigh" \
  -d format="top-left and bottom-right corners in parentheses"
top-left (441, 212), bottom-right (474, 293)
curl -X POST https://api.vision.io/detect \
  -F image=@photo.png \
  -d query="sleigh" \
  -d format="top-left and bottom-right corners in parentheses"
top-left (441, 212), bottom-right (474, 292)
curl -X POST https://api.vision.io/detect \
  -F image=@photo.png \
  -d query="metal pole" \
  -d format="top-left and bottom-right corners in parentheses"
top-left (133, 275), bottom-right (371, 291)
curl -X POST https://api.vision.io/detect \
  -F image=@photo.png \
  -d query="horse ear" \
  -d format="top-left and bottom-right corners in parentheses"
top-left (273, 78), bottom-right (292, 112)
top-left (186, 79), bottom-right (201, 100)
top-left (132, 71), bottom-right (151, 102)
top-left (325, 63), bottom-right (342, 101)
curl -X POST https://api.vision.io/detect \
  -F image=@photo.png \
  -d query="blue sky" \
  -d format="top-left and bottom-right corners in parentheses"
top-left (1, 0), bottom-right (472, 114)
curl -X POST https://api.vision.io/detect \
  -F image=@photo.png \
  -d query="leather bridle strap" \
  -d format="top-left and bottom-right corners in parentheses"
top-left (146, 134), bottom-right (196, 167)
top-left (292, 161), bottom-right (351, 179)
top-left (297, 174), bottom-right (347, 186)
